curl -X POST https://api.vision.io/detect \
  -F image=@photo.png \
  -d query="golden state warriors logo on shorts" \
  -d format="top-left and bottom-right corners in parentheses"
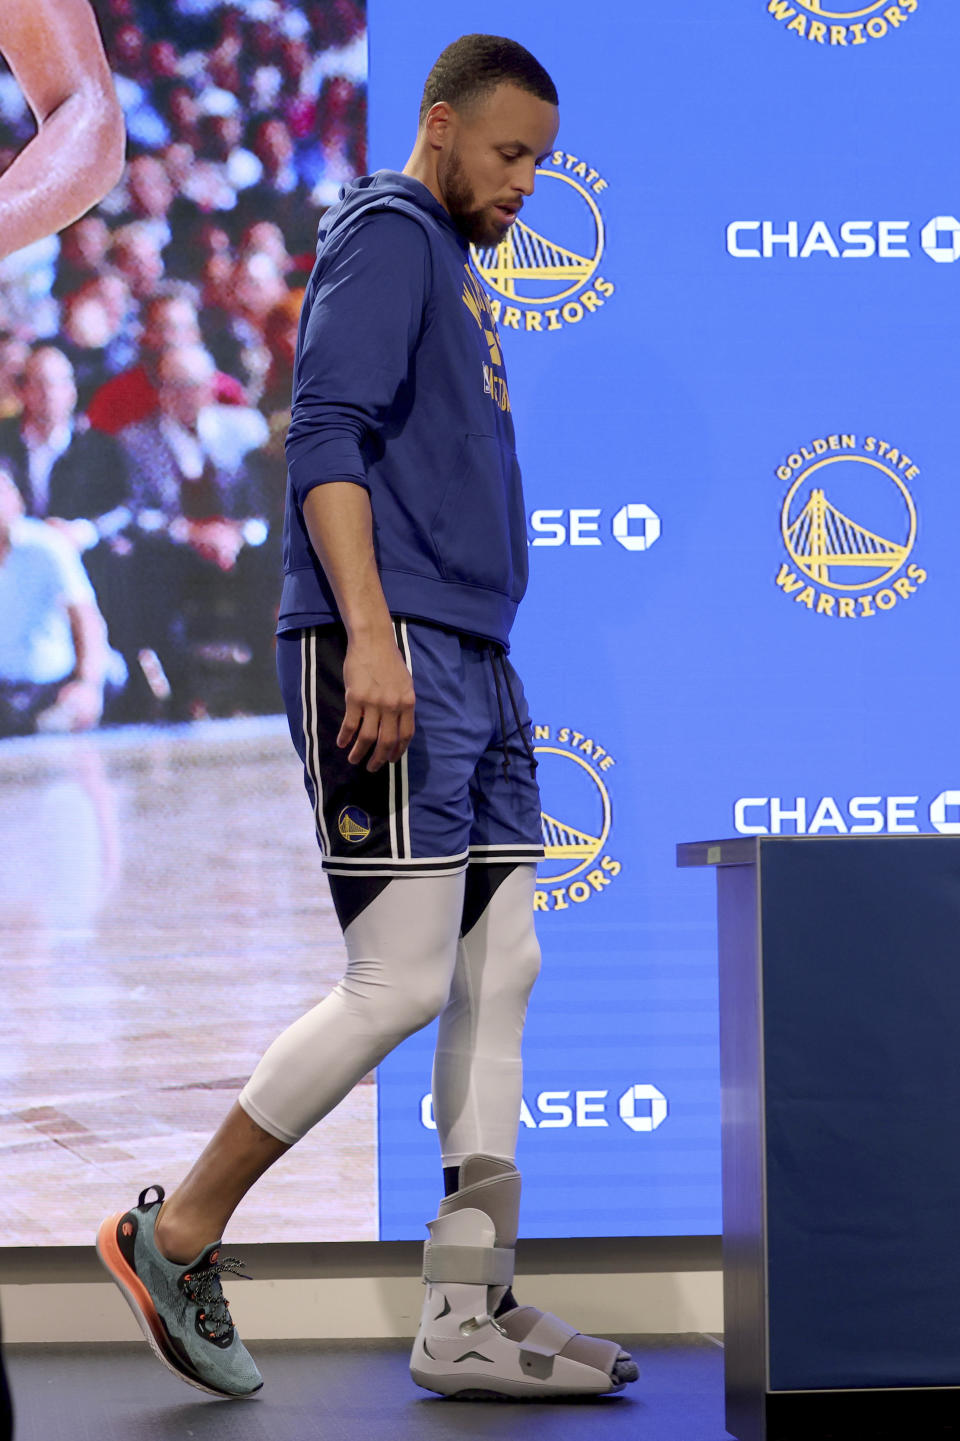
top-left (470, 151), bottom-right (615, 335)
top-left (774, 433), bottom-right (927, 618)
top-left (338, 805), bottom-right (371, 843)
top-left (765, 0), bottom-right (919, 46)
top-left (531, 724), bottom-right (621, 913)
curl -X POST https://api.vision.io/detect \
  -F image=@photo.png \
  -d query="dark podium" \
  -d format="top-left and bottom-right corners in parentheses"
top-left (678, 835), bottom-right (960, 1441)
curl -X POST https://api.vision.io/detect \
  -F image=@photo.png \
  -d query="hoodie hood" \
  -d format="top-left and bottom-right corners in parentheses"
top-left (317, 169), bottom-right (469, 253)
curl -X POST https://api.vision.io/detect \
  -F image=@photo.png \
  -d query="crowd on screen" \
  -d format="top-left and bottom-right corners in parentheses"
top-left (0, 0), bottom-right (366, 737)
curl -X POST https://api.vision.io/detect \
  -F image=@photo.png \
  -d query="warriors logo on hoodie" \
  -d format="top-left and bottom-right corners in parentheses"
top-left (462, 266), bottom-right (511, 412)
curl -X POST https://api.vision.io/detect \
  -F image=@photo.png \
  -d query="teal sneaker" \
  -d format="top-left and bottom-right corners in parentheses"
top-left (96, 1185), bottom-right (262, 1398)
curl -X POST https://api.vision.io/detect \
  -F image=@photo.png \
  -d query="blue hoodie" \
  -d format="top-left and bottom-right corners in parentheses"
top-left (280, 170), bottom-right (528, 648)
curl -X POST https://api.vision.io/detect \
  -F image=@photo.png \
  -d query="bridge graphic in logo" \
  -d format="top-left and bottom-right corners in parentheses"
top-left (472, 170), bottom-right (605, 306)
top-left (541, 812), bottom-right (601, 865)
top-left (781, 455), bottom-right (916, 592)
top-left (785, 487), bottom-right (910, 585)
top-left (535, 746), bottom-right (611, 884)
top-left (338, 805), bottom-right (371, 842)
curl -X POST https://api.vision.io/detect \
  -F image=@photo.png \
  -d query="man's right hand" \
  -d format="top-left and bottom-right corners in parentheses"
top-left (301, 483), bottom-right (415, 769)
top-left (338, 632), bottom-right (415, 772)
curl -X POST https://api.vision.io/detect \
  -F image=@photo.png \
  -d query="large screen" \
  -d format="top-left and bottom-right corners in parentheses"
top-left (2, 0), bottom-right (956, 1244)
top-left (0, 0), bottom-right (371, 1247)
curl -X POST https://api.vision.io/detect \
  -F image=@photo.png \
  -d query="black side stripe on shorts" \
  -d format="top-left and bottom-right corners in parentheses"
top-left (390, 619), bottom-right (413, 861)
top-left (301, 628), bottom-right (330, 854)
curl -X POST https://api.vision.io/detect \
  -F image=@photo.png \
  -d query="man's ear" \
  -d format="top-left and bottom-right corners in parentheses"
top-left (422, 101), bottom-right (454, 152)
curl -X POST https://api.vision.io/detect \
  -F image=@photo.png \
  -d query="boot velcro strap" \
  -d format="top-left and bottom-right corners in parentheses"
top-left (518, 1310), bottom-right (580, 1358)
top-left (422, 1241), bottom-right (514, 1286)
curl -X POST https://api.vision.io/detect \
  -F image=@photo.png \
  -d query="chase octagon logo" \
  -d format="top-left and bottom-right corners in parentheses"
top-left (765, 0), bottom-right (919, 46)
top-left (774, 433), bottom-right (927, 618)
top-left (470, 151), bottom-right (615, 335)
top-left (532, 724), bottom-right (622, 912)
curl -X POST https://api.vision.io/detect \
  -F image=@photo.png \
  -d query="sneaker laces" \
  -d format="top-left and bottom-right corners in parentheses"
top-left (182, 1255), bottom-right (250, 1341)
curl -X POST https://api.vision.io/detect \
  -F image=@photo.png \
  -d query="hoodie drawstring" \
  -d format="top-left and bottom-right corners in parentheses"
top-left (486, 645), bottom-right (538, 781)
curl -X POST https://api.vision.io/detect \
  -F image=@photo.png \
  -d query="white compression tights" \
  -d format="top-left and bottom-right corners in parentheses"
top-left (238, 866), bottom-right (541, 1165)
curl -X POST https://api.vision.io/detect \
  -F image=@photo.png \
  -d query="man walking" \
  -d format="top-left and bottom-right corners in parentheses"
top-left (98, 34), bottom-right (638, 1402)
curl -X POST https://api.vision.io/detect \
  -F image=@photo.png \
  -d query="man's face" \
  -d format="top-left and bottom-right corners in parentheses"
top-left (93, 274), bottom-right (132, 329)
top-left (169, 89), bottom-right (199, 136)
top-left (434, 84), bottom-right (559, 248)
top-left (208, 115), bottom-right (241, 159)
top-left (129, 158), bottom-right (173, 218)
top-left (143, 299), bottom-right (200, 353)
top-left (159, 374), bottom-right (212, 428)
top-left (255, 119), bottom-right (293, 173)
top-left (21, 350), bottom-right (77, 430)
top-left (63, 216), bottom-right (109, 269)
top-left (232, 253), bottom-right (285, 322)
top-left (113, 232), bottom-right (164, 298)
top-left (157, 349), bottom-right (216, 429)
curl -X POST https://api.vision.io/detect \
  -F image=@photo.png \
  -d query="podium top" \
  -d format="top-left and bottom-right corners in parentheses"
top-left (676, 833), bottom-right (958, 867)
top-left (676, 837), bottom-right (759, 867)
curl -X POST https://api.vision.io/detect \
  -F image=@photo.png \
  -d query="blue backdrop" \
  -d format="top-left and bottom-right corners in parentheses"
top-left (368, 0), bottom-right (957, 1238)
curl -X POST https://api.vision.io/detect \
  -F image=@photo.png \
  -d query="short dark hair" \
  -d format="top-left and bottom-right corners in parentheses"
top-left (419, 34), bottom-right (557, 125)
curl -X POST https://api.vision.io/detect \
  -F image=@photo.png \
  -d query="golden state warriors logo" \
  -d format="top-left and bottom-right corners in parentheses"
top-left (470, 151), bottom-right (615, 335)
top-left (532, 724), bottom-right (621, 912)
top-left (766, 0), bottom-right (919, 45)
top-left (774, 434), bottom-right (927, 618)
top-left (338, 805), bottom-right (371, 842)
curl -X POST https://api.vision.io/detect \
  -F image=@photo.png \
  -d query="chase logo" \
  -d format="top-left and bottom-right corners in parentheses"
top-left (774, 433), bottom-right (927, 618)
top-left (921, 217), bottom-right (960, 264)
top-left (532, 724), bottom-right (621, 912)
top-left (420, 1083), bottom-right (667, 1134)
top-left (471, 151), bottom-right (615, 335)
top-left (765, 0), bottom-right (919, 45)
top-left (338, 805), bottom-right (371, 842)
top-left (726, 217), bottom-right (958, 262)
top-left (734, 790), bottom-right (960, 836)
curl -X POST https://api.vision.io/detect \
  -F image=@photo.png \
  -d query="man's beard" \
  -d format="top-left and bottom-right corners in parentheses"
top-left (437, 146), bottom-right (499, 248)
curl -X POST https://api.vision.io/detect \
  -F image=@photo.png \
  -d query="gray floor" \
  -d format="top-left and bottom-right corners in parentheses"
top-left (6, 1336), bottom-right (731, 1441)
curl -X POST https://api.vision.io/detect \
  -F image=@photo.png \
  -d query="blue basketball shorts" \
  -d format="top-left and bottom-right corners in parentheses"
top-left (276, 619), bottom-right (544, 879)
